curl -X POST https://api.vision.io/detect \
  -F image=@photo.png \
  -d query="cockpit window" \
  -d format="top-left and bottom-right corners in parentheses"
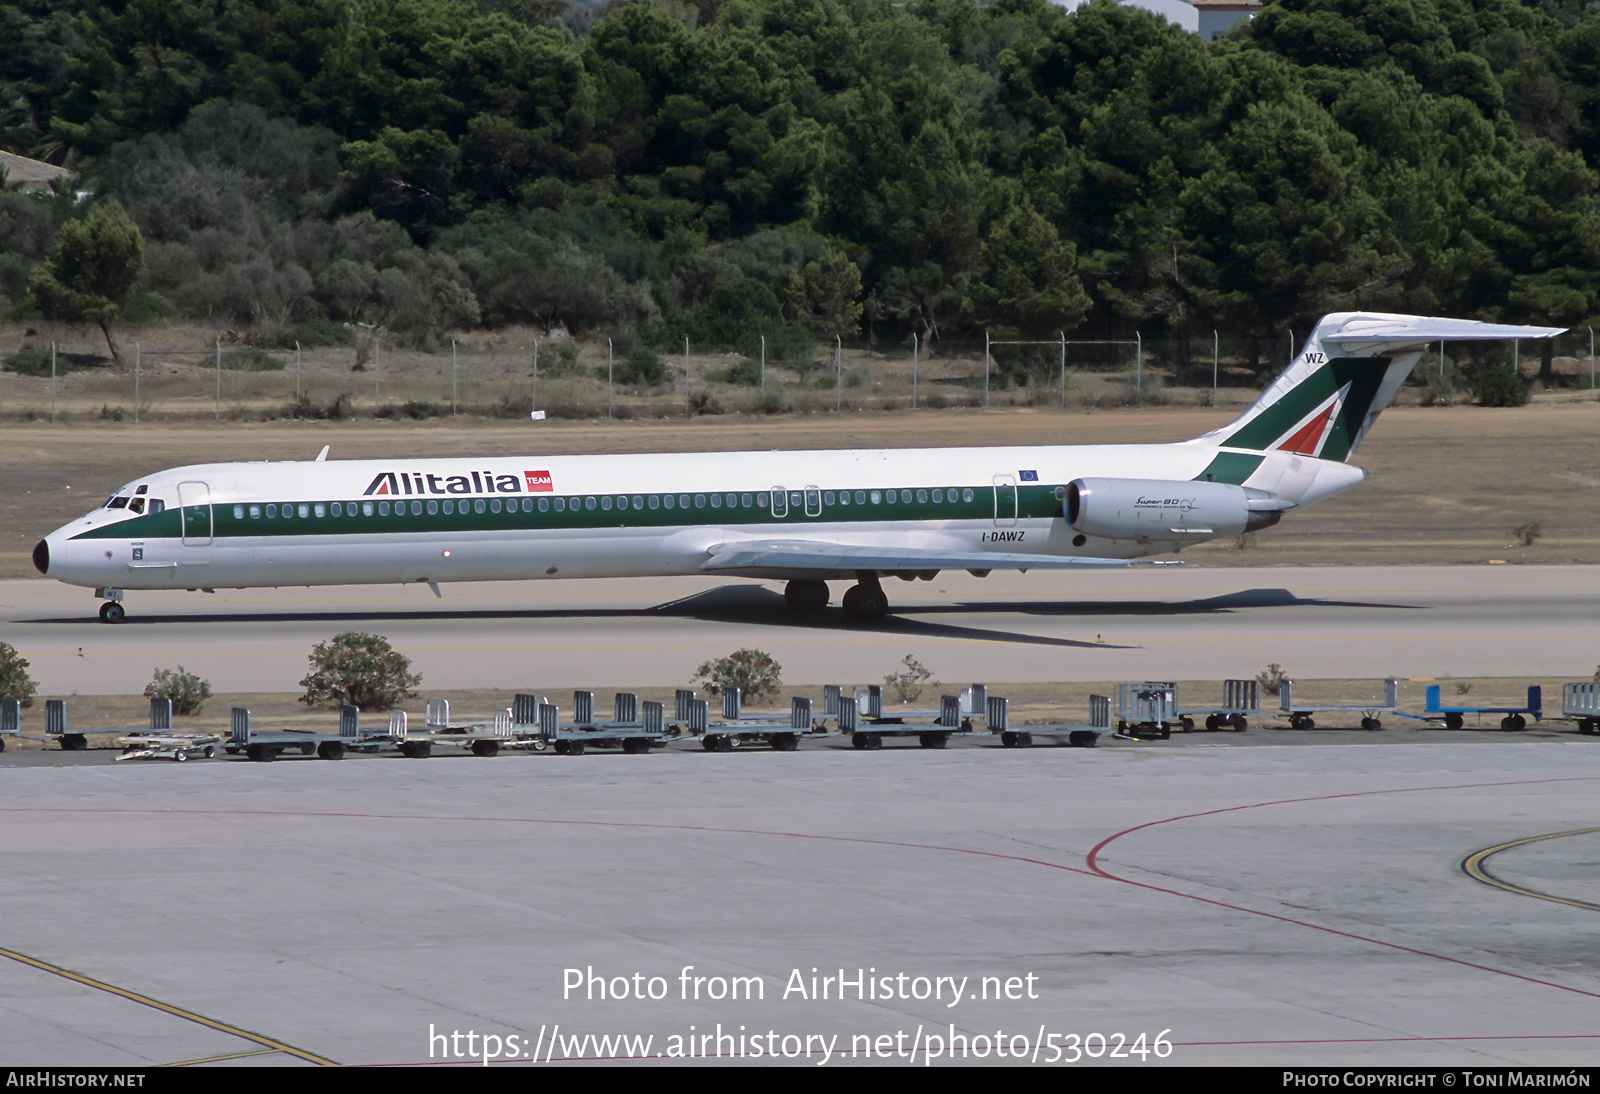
top-left (108, 497), bottom-right (129, 509)
top-left (129, 498), bottom-right (145, 514)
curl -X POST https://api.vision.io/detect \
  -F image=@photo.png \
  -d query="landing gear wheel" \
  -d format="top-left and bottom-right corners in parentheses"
top-left (841, 582), bottom-right (888, 622)
top-left (784, 579), bottom-right (830, 613)
top-left (99, 601), bottom-right (125, 624)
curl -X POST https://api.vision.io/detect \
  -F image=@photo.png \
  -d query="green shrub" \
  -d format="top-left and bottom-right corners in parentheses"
top-left (145, 666), bottom-right (213, 716)
top-left (1256, 662), bottom-right (1289, 696)
top-left (884, 655), bottom-right (937, 703)
top-left (693, 649), bottom-right (782, 704)
top-left (218, 348), bottom-right (286, 371)
top-left (537, 343), bottom-right (586, 378)
top-left (0, 642), bottom-right (38, 708)
top-left (707, 357), bottom-right (763, 386)
top-left (687, 390), bottom-right (724, 416)
top-left (298, 632), bottom-right (421, 710)
top-left (1471, 368), bottom-right (1529, 407)
top-left (602, 345), bottom-right (669, 387)
top-left (3, 344), bottom-right (57, 376)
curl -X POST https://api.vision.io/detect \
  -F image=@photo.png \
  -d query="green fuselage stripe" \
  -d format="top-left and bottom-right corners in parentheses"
top-left (73, 483), bottom-right (1069, 541)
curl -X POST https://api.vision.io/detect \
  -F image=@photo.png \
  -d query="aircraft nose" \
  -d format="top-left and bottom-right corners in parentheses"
top-left (33, 538), bottom-right (49, 575)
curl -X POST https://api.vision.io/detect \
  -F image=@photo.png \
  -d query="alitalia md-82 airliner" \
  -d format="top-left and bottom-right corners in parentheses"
top-left (34, 312), bottom-right (1560, 624)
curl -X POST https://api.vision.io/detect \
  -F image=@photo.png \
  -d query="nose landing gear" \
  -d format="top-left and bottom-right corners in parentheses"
top-left (96, 589), bottom-right (126, 623)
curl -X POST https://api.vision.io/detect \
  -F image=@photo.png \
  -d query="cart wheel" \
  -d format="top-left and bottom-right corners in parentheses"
top-left (318, 741), bottom-right (346, 760)
top-left (703, 735), bottom-right (721, 752)
top-left (1445, 713), bottom-right (1464, 730)
top-left (530, 738), bottom-right (547, 751)
top-left (1001, 732), bottom-right (1017, 747)
top-left (554, 740), bottom-right (570, 754)
top-left (471, 739), bottom-right (501, 757)
top-left (203, 746), bottom-right (215, 758)
top-left (851, 734), bottom-right (868, 749)
top-left (173, 749), bottom-right (187, 762)
top-left (1018, 733), bottom-right (1033, 747)
top-left (1180, 717), bottom-right (1195, 733)
top-left (1231, 715), bottom-right (1248, 732)
top-left (1205, 715), bottom-right (1220, 731)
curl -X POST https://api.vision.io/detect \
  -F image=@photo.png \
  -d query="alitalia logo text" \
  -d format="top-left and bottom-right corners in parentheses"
top-left (364, 470), bottom-right (554, 496)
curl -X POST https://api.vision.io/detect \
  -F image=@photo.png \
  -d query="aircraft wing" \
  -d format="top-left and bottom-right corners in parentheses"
top-left (700, 539), bottom-right (1147, 575)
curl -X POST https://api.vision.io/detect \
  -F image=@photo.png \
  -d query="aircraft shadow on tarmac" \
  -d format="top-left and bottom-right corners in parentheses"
top-left (21, 585), bottom-right (1419, 651)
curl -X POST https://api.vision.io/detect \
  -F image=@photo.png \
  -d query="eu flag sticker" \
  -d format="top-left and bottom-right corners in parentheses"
top-left (1019, 470), bottom-right (1039, 481)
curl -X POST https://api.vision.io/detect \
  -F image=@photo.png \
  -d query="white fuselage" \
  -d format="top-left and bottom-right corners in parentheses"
top-left (39, 441), bottom-right (1362, 594)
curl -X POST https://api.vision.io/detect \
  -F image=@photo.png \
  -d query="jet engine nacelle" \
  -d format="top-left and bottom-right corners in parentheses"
top-left (1065, 478), bottom-right (1286, 542)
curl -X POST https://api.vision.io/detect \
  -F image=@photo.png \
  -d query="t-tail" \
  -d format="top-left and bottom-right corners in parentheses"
top-left (1194, 312), bottom-right (1565, 462)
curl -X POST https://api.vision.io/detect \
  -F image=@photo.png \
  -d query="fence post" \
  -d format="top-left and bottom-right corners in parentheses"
top-left (984, 331), bottom-right (990, 407)
top-left (295, 341), bottom-right (301, 405)
top-left (215, 338), bottom-right (221, 419)
top-left (1135, 331), bottom-right (1141, 398)
top-left (760, 335), bottom-right (766, 399)
top-left (607, 338), bottom-right (613, 418)
top-left (835, 335), bottom-right (842, 410)
top-left (1213, 330), bottom-right (1218, 400)
top-left (912, 332), bottom-right (919, 409)
top-left (1059, 331), bottom-right (1066, 407)
top-left (451, 340), bottom-right (457, 415)
top-left (50, 342), bottom-right (55, 422)
top-left (684, 337), bottom-right (690, 415)
top-left (532, 342), bottom-right (538, 415)
top-left (134, 342), bottom-right (140, 423)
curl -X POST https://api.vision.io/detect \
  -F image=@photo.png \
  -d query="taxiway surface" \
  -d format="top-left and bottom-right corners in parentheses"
top-left (2, 741), bottom-right (1598, 1067)
top-left (3, 564), bottom-right (1597, 694)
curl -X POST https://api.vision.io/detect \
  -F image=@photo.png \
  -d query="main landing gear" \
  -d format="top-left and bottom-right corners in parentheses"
top-left (783, 575), bottom-right (888, 623)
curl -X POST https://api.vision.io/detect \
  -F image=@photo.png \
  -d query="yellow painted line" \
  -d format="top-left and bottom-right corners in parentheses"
top-left (164, 1048), bottom-right (284, 1066)
top-left (1462, 828), bottom-right (1600, 912)
top-left (0, 943), bottom-right (338, 1066)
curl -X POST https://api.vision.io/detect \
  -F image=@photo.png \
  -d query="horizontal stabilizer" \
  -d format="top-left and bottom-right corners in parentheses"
top-left (1320, 315), bottom-right (1565, 347)
top-left (702, 540), bottom-right (1137, 575)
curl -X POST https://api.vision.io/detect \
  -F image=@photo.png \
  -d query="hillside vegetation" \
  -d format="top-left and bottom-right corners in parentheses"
top-left (3, 0), bottom-right (1599, 382)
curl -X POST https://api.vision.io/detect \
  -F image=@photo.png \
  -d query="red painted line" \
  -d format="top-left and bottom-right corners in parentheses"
top-left (1085, 775), bottom-right (1600, 1000)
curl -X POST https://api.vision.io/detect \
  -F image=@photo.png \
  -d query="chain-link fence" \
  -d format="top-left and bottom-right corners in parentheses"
top-left (3, 325), bottom-right (1597, 423)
